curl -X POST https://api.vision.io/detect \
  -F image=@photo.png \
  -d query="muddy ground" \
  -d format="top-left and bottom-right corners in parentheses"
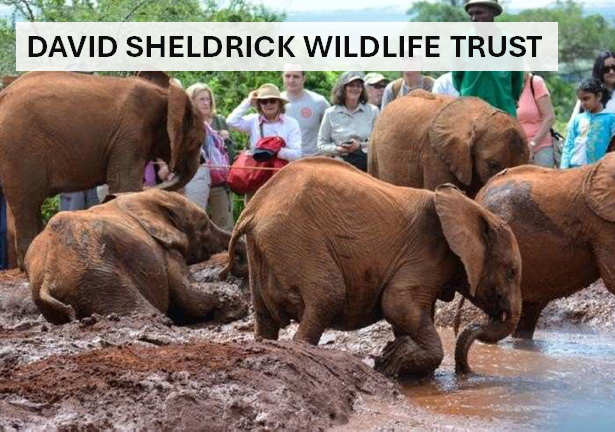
top-left (1, 259), bottom-right (614, 431)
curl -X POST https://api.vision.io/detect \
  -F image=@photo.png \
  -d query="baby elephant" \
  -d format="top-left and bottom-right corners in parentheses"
top-left (25, 189), bottom-right (247, 325)
top-left (222, 158), bottom-right (522, 377)
top-left (476, 152), bottom-right (615, 339)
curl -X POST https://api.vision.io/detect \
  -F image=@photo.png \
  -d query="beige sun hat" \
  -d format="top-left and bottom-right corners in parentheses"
top-left (252, 83), bottom-right (289, 103)
top-left (464, 0), bottom-right (503, 16)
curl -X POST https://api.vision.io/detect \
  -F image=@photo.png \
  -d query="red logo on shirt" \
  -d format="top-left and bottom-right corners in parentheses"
top-left (301, 107), bottom-right (313, 118)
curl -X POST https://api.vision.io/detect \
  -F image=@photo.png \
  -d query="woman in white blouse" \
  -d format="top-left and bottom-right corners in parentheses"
top-left (227, 83), bottom-right (302, 162)
top-left (317, 71), bottom-right (379, 171)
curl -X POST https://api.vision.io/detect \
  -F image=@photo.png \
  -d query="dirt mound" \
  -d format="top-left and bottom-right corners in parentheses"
top-left (0, 339), bottom-right (396, 431)
top-left (436, 279), bottom-right (615, 333)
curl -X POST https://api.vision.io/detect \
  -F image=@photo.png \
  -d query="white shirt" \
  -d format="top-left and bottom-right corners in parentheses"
top-left (432, 72), bottom-right (459, 97)
top-left (227, 98), bottom-right (302, 161)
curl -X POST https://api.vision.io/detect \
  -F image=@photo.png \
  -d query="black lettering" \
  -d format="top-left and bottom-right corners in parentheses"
top-left (303, 35), bottom-right (332, 57)
top-left (255, 36), bottom-right (274, 57)
top-left (426, 36), bottom-right (439, 57)
top-left (146, 36), bottom-right (165, 57)
top-left (49, 37), bottom-right (67, 57)
top-left (408, 36), bottom-right (422, 57)
top-left (469, 35), bottom-right (485, 58)
top-left (169, 35), bottom-right (183, 57)
top-left (361, 36), bottom-right (378, 57)
top-left (28, 36), bottom-right (47, 57)
top-left (509, 36), bottom-right (526, 57)
top-left (187, 36), bottom-right (200, 57)
top-left (450, 35), bottom-right (465, 57)
top-left (335, 36), bottom-right (340, 57)
top-left (204, 36), bottom-right (222, 57)
top-left (344, 36), bottom-right (357, 57)
top-left (383, 36), bottom-right (395, 57)
top-left (126, 36), bottom-right (143, 57)
top-left (526, 36), bottom-right (541, 57)
top-left (99, 36), bottom-right (116, 57)
top-left (488, 35), bottom-right (506, 57)
top-left (227, 36), bottom-right (243, 57)
top-left (66, 35), bottom-right (86, 57)
top-left (280, 36), bottom-right (294, 57)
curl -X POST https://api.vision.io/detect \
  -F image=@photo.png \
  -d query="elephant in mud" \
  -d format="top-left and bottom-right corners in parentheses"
top-left (0, 71), bottom-right (205, 268)
top-left (368, 90), bottom-right (529, 197)
top-left (476, 153), bottom-right (615, 339)
top-left (222, 158), bottom-right (522, 376)
top-left (25, 190), bottom-right (247, 325)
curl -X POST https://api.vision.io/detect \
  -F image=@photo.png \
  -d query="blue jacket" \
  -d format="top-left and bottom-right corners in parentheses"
top-left (560, 110), bottom-right (615, 168)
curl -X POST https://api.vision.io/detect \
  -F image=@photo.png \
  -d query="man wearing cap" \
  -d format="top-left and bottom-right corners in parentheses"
top-left (364, 73), bottom-right (389, 107)
top-left (452, 0), bottom-right (524, 116)
top-left (281, 67), bottom-right (330, 157)
top-left (380, 71), bottom-right (435, 110)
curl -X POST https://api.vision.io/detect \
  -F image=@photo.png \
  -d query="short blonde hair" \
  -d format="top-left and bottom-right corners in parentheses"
top-left (186, 82), bottom-right (217, 115)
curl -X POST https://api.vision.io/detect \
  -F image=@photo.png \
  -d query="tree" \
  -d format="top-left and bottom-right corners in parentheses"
top-left (407, 1), bottom-right (468, 22)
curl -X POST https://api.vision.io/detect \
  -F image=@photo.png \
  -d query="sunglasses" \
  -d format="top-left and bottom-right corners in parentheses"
top-left (259, 98), bottom-right (279, 105)
top-left (604, 65), bottom-right (615, 73)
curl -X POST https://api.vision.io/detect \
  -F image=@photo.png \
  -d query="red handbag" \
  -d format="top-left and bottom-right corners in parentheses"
top-left (227, 125), bottom-right (289, 195)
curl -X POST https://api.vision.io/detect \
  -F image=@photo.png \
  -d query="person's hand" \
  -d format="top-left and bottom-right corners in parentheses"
top-left (219, 129), bottom-right (230, 140)
top-left (157, 158), bottom-right (171, 181)
top-left (248, 90), bottom-right (259, 107)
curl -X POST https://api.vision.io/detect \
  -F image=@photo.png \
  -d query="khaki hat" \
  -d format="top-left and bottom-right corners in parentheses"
top-left (252, 83), bottom-right (289, 103)
top-left (464, 0), bottom-right (502, 16)
top-left (339, 71), bottom-right (365, 86)
top-left (364, 72), bottom-right (389, 86)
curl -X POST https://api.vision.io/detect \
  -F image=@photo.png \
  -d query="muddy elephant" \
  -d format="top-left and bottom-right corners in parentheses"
top-left (369, 89), bottom-right (529, 197)
top-left (25, 189), bottom-right (247, 325)
top-left (476, 153), bottom-right (615, 339)
top-left (0, 71), bottom-right (205, 268)
top-left (222, 158), bottom-right (522, 376)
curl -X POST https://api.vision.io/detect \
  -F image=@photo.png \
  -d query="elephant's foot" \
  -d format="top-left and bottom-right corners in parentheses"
top-left (375, 336), bottom-right (441, 378)
top-left (512, 301), bottom-right (544, 340)
top-left (512, 327), bottom-right (535, 339)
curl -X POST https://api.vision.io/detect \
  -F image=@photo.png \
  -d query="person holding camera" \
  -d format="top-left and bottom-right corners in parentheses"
top-left (317, 71), bottom-right (379, 171)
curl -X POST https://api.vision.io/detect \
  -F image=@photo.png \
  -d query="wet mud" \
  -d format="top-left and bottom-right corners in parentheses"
top-left (1, 262), bottom-right (615, 431)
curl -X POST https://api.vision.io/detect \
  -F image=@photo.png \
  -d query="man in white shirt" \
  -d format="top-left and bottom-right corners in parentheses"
top-left (431, 72), bottom-right (459, 98)
top-left (281, 65), bottom-right (330, 157)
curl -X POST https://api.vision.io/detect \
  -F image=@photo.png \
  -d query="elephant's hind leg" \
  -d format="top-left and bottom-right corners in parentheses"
top-left (376, 283), bottom-right (444, 377)
top-left (513, 301), bottom-right (546, 339)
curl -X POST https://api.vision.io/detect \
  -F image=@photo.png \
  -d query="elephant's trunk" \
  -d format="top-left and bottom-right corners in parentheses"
top-left (454, 288), bottom-right (521, 374)
top-left (155, 173), bottom-right (183, 191)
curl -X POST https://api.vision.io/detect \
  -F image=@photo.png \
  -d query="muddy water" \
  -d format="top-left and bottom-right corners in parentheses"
top-left (402, 329), bottom-right (615, 430)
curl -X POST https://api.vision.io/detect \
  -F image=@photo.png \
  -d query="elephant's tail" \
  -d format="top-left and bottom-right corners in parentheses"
top-left (31, 253), bottom-right (76, 325)
top-left (219, 211), bottom-right (253, 280)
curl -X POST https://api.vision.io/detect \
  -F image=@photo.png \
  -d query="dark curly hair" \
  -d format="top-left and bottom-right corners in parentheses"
top-left (578, 77), bottom-right (607, 97)
top-left (330, 76), bottom-right (368, 106)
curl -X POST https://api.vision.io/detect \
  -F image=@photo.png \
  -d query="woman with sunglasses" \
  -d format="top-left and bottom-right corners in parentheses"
top-left (227, 83), bottom-right (302, 163)
top-left (317, 71), bottom-right (379, 172)
top-left (568, 51), bottom-right (615, 123)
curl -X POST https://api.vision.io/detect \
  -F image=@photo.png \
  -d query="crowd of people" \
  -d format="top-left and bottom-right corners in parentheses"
top-left (1, 0), bottom-right (615, 270)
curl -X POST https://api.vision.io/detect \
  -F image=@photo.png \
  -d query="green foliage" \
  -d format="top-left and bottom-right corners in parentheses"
top-left (41, 195), bottom-right (59, 225)
top-left (407, 1), bottom-right (468, 22)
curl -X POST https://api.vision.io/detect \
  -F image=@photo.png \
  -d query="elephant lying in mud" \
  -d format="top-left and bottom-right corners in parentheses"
top-left (476, 153), bottom-right (615, 339)
top-left (369, 90), bottom-right (529, 198)
top-left (25, 190), bottom-right (247, 325)
top-left (222, 158), bottom-right (522, 376)
top-left (0, 71), bottom-right (205, 268)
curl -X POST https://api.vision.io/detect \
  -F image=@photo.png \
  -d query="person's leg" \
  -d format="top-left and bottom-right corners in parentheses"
top-left (60, 191), bottom-right (87, 211)
top-left (84, 187), bottom-right (100, 209)
top-left (183, 166), bottom-right (211, 210)
top-left (532, 146), bottom-right (555, 168)
top-left (207, 186), bottom-right (234, 231)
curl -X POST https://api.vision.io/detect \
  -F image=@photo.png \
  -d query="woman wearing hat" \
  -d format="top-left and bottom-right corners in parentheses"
top-left (317, 71), bottom-right (379, 171)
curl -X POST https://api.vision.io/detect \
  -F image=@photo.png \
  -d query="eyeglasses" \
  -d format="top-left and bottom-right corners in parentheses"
top-left (604, 65), bottom-right (615, 73)
top-left (259, 98), bottom-right (279, 105)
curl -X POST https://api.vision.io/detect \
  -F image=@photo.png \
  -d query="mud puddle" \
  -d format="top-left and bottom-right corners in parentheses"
top-left (400, 329), bottom-right (615, 431)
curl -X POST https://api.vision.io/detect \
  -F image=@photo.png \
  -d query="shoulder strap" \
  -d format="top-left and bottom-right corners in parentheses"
top-left (392, 78), bottom-right (404, 99)
top-left (529, 73), bottom-right (535, 100)
top-left (259, 121), bottom-right (264, 139)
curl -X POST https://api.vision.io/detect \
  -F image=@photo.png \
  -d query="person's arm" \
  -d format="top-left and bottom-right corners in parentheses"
top-left (226, 98), bottom-right (253, 133)
top-left (380, 83), bottom-right (393, 110)
top-left (216, 115), bottom-right (236, 161)
top-left (317, 110), bottom-right (339, 156)
top-left (531, 95), bottom-right (556, 147)
top-left (559, 118), bottom-right (577, 169)
top-left (278, 120), bottom-right (302, 161)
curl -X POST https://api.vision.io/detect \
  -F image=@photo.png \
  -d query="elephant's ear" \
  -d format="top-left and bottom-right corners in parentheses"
top-left (435, 184), bottom-right (490, 297)
top-left (166, 85), bottom-right (194, 172)
top-left (116, 190), bottom-right (189, 255)
top-left (428, 98), bottom-right (477, 185)
top-left (583, 153), bottom-right (615, 222)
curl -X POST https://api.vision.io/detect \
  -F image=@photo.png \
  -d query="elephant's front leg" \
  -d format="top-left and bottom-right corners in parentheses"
top-left (513, 301), bottom-right (546, 339)
top-left (106, 151), bottom-right (146, 193)
top-left (376, 284), bottom-right (443, 377)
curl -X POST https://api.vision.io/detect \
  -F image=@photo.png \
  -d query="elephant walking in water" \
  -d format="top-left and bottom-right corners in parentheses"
top-left (369, 90), bottom-right (529, 197)
top-left (223, 158), bottom-right (522, 376)
top-left (0, 71), bottom-right (205, 268)
top-left (477, 153), bottom-right (615, 339)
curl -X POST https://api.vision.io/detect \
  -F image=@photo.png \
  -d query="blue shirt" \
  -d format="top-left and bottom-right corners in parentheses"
top-left (560, 110), bottom-right (615, 169)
